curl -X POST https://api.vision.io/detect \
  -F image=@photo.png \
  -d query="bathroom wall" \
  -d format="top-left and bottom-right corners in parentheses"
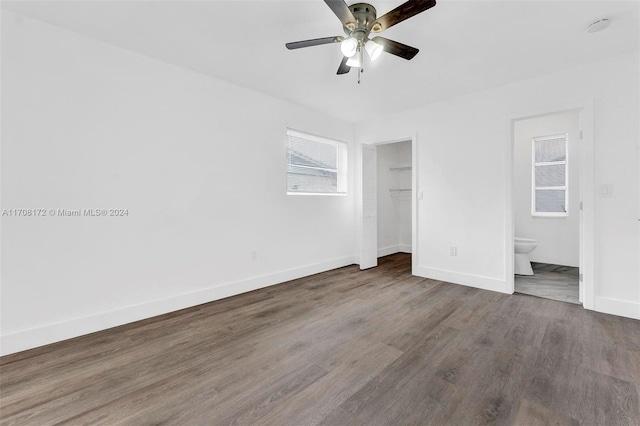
top-left (514, 111), bottom-right (581, 266)
top-left (376, 141), bottom-right (412, 256)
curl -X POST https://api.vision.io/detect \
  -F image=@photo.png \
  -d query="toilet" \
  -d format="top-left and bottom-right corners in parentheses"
top-left (514, 237), bottom-right (537, 275)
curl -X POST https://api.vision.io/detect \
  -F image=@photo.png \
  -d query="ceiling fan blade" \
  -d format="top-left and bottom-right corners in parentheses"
top-left (372, 0), bottom-right (436, 32)
top-left (324, 0), bottom-right (356, 25)
top-left (372, 37), bottom-right (419, 60)
top-left (285, 36), bottom-right (344, 50)
top-left (337, 57), bottom-right (351, 75)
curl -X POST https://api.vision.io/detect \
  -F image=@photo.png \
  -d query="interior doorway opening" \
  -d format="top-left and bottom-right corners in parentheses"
top-left (359, 137), bottom-right (415, 271)
top-left (376, 140), bottom-right (413, 259)
top-left (512, 110), bottom-right (582, 305)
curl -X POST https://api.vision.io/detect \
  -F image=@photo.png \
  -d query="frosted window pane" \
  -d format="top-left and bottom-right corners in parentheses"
top-left (535, 137), bottom-right (566, 162)
top-left (535, 164), bottom-right (566, 187)
top-left (286, 165), bottom-right (337, 193)
top-left (287, 136), bottom-right (337, 169)
top-left (535, 190), bottom-right (566, 213)
top-left (286, 131), bottom-right (344, 194)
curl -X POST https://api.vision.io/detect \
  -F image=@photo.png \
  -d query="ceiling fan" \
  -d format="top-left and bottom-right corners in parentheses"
top-left (285, 0), bottom-right (436, 78)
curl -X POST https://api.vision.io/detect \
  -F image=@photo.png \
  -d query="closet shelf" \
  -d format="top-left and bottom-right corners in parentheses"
top-left (389, 166), bottom-right (412, 171)
top-left (390, 188), bottom-right (412, 197)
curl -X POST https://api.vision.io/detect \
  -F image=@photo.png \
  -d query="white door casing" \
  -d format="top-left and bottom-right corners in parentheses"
top-left (361, 144), bottom-right (378, 270)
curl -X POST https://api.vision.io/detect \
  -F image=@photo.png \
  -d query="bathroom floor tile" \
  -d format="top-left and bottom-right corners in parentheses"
top-left (515, 264), bottom-right (579, 305)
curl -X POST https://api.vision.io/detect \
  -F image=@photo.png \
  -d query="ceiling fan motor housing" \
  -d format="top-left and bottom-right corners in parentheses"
top-left (344, 3), bottom-right (379, 41)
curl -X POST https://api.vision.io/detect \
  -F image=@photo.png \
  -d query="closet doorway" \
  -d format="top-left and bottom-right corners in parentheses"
top-left (359, 137), bottom-right (416, 271)
top-left (377, 140), bottom-right (413, 258)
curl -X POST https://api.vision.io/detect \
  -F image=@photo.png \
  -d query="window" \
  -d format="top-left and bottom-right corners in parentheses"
top-left (532, 134), bottom-right (568, 216)
top-left (286, 129), bottom-right (347, 195)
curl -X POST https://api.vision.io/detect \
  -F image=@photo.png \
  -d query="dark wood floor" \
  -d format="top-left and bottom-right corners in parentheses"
top-left (1, 254), bottom-right (639, 425)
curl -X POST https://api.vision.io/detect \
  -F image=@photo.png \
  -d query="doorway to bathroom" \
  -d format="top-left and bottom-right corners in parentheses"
top-left (511, 110), bottom-right (583, 305)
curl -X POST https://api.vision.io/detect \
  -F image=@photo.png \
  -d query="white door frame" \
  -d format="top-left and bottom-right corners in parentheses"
top-left (360, 144), bottom-right (378, 270)
top-left (359, 133), bottom-right (418, 275)
top-left (505, 100), bottom-right (595, 309)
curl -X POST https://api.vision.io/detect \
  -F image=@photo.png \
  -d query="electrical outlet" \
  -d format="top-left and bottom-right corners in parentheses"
top-left (449, 246), bottom-right (457, 256)
top-left (251, 250), bottom-right (257, 261)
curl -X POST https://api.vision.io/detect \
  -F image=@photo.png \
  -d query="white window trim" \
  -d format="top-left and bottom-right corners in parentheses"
top-left (531, 134), bottom-right (569, 217)
top-left (286, 128), bottom-right (348, 196)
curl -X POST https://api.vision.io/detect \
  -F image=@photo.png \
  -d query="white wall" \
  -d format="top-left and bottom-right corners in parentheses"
top-left (376, 141), bottom-right (411, 257)
top-left (514, 111), bottom-right (581, 267)
top-left (0, 12), bottom-right (356, 355)
top-left (397, 142), bottom-right (412, 250)
top-left (376, 144), bottom-right (400, 254)
top-left (356, 52), bottom-right (640, 320)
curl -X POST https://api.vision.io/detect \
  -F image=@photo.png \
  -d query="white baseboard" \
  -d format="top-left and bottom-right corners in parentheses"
top-left (414, 266), bottom-right (510, 294)
top-left (0, 256), bottom-right (357, 356)
top-left (594, 297), bottom-right (640, 320)
top-left (415, 267), bottom-right (639, 320)
top-left (377, 244), bottom-right (412, 258)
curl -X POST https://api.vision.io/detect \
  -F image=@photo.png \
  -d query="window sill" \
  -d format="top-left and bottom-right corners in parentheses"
top-left (287, 192), bottom-right (347, 196)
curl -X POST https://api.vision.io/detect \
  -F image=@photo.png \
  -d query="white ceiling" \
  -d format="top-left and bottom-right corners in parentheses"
top-left (3, 0), bottom-right (639, 122)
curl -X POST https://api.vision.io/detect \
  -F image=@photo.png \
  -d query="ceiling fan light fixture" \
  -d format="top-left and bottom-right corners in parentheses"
top-left (365, 39), bottom-right (383, 61)
top-left (346, 49), bottom-right (362, 67)
top-left (340, 38), bottom-right (358, 57)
